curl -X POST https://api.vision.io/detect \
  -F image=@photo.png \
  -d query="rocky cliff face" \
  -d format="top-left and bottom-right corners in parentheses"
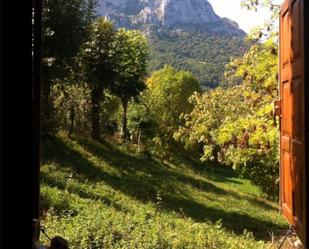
top-left (96, 0), bottom-right (246, 36)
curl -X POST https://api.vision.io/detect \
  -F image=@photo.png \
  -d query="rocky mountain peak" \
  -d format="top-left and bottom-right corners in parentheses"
top-left (96, 0), bottom-right (246, 36)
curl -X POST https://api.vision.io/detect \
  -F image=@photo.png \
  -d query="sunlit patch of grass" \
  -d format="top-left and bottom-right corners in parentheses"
top-left (40, 135), bottom-right (288, 248)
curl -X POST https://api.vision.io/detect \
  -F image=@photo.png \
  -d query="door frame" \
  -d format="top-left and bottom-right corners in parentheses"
top-left (30, 1), bottom-right (309, 248)
top-left (304, 1), bottom-right (309, 248)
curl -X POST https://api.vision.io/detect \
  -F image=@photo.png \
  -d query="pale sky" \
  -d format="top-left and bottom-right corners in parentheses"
top-left (208, 0), bottom-right (284, 33)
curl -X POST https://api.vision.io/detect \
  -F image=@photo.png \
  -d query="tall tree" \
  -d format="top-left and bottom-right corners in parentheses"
top-left (81, 18), bottom-right (117, 140)
top-left (41, 0), bottom-right (97, 138)
top-left (113, 29), bottom-right (149, 142)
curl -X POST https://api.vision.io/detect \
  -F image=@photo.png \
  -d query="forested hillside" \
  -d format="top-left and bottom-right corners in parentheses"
top-left (95, 0), bottom-right (250, 89)
top-left (147, 27), bottom-right (250, 89)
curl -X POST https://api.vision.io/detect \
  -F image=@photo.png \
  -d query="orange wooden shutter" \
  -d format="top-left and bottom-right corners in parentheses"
top-left (279, 0), bottom-right (306, 246)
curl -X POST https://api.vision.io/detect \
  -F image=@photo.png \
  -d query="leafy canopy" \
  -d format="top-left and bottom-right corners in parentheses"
top-left (175, 39), bottom-right (279, 198)
top-left (113, 29), bottom-right (149, 101)
top-left (144, 65), bottom-right (201, 151)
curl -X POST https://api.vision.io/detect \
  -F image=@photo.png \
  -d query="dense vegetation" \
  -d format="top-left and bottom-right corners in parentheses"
top-left (36, 0), bottom-right (288, 247)
top-left (40, 135), bottom-right (287, 248)
top-left (41, 0), bottom-right (97, 138)
top-left (143, 65), bottom-right (202, 157)
top-left (175, 38), bottom-right (279, 198)
top-left (147, 27), bottom-right (250, 89)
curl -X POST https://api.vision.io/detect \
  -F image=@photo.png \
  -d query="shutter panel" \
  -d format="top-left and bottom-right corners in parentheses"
top-left (279, 0), bottom-right (306, 246)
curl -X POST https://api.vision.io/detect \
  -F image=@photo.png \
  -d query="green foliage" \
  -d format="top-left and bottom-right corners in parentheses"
top-left (175, 39), bottom-right (279, 198)
top-left (144, 65), bottom-right (201, 155)
top-left (147, 29), bottom-right (250, 89)
top-left (127, 101), bottom-right (155, 148)
top-left (81, 17), bottom-right (117, 87)
top-left (114, 29), bottom-right (149, 96)
top-left (52, 81), bottom-right (91, 135)
top-left (41, 0), bottom-right (97, 138)
top-left (80, 22), bottom-right (150, 141)
top-left (100, 91), bottom-right (122, 134)
top-left (42, 0), bottom-right (96, 66)
top-left (52, 82), bottom-right (121, 137)
top-left (127, 102), bottom-right (153, 134)
top-left (81, 18), bottom-right (118, 139)
top-left (40, 135), bottom-right (287, 248)
top-left (113, 29), bottom-right (149, 141)
top-left (49, 21), bottom-right (149, 141)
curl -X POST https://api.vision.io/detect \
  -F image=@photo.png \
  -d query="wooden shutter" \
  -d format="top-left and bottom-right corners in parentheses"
top-left (279, 0), bottom-right (306, 246)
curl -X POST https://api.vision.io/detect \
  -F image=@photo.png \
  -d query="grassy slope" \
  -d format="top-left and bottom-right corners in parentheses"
top-left (40, 135), bottom-right (288, 249)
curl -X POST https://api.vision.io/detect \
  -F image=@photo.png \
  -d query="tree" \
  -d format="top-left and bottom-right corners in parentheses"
top-left (52, 81), bottom-right (91, 137)
top-left (175, 39), bottom-right (279, 198)
top-left (81, 18), bottom-right (117, 140)
top-left (145, 65), bottom-right (201, 157)
top-left (174, 86), bottom-right (249, 161)
top-left (174, 0), bottom-right (281, 198)
top-left (41, 0), bottom-right (97, 138)
top-left (113, 29), bottom-right (149, 142)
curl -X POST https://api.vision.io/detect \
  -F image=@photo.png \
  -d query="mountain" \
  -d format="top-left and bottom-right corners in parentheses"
top-left (147, 28), bottom-right (249, 89)
top-left (96, 0), bottom-right (249, 89)
top-left (96, 0), bottom-right (246, 36)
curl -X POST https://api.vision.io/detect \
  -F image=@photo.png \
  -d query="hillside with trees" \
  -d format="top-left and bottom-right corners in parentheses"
top-left (95, 0), bottom-right (250, 89)
top-left (35, 0), bottom-right (292, 248)
top-left (147, 27), bottom-right (250, 89)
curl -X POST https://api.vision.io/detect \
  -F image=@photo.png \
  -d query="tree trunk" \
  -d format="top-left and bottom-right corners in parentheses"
top-left (68, 105), bottom-right (75, 137)
top-left (121, 98), bottom-right (128, 143)
top-left (137, 128), bottom-right (142, 152)
top-left (91, 84), bottom-right (103, 140)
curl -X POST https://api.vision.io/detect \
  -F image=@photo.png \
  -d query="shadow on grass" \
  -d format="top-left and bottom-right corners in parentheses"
top-left (41, 136), bottom-right (286, 241)
top-left (161, 195), bottom-right (284, 240)
top-left (172, 152), bottom-right (277, 212)
top-left (79, 136), bottom-right (277, 212)
top-left (40, 171), bottom-right (126, 213)
top-left (172, 152), bottom-right (243, 185)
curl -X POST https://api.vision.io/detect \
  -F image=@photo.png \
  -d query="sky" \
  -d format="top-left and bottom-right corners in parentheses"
top-left (208, 0), bottom-right (284, 33)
